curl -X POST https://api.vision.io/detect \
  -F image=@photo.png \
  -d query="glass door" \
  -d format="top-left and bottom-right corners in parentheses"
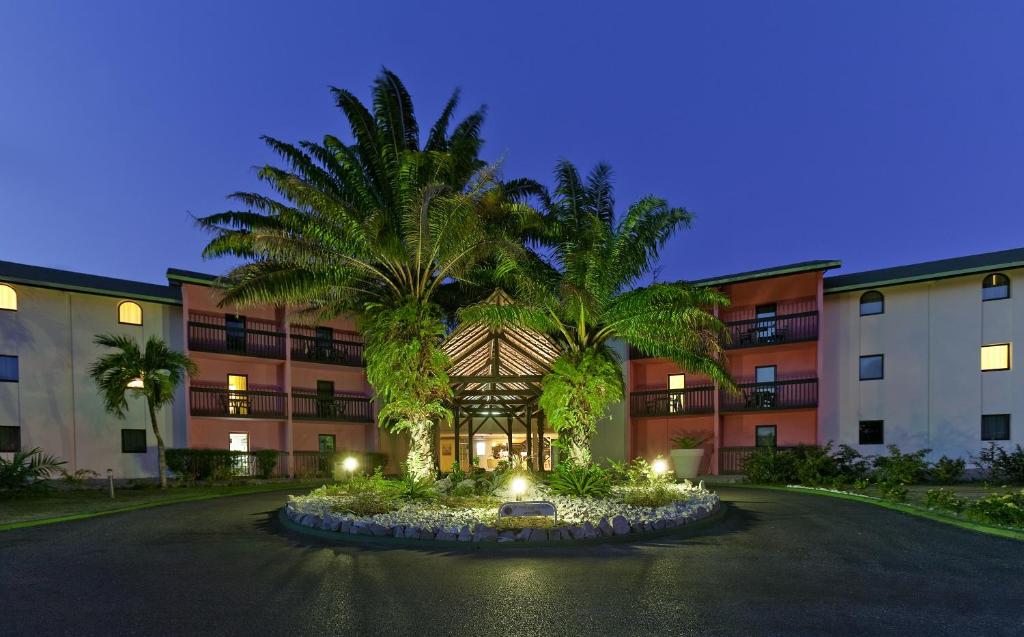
top-left (753, 365), bottom-right (776, 408)
top-left (225, 315), bottom-right (247, 354)
top-left (755, 304), bottom-right (777, 343)
top-left (227, 374), bottom-right (249, 415)
top-left (668, 373), bottom-right (685, 414)
top-left (229, 432), bottom-right (250, 475)
top-left (316, 380), bottom-right (335, 419)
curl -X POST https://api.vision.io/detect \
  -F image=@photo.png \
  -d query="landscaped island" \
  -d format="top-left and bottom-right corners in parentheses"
top-left (284, 463), bottom-right (720, 544)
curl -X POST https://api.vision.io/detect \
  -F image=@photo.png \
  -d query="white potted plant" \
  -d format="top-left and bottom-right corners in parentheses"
top-left (669, 433), bottom-right (711, 480)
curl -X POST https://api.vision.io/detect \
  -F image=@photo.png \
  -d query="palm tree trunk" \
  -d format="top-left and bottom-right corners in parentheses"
top-left (406, 418), bottom-right (435, 482)
top-left (146, 398), bottom-right (168, 489)
top-left (565, 429), bottom-right (593, 467)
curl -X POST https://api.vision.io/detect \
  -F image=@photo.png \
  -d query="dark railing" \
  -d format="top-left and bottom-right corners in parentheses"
top-left (629, 387), bottom-right (715, 417)
top-left (292, 391), bottom-right (374, 423)
top-left (189, 387), bottom-right (287, 419)
top-left (187, 321), bottom-right (286, 359)
top-left (724, 311), bottom-right (818, 349)
top-left (291, 334), bottom-right (364, 366)
top-left (718, 446), bottom-right (797, 475)
top-left (719, 379), bottom-right (817, 412)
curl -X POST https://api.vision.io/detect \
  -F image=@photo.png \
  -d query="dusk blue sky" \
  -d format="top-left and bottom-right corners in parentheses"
top-left (1, 1), bottom-right (1022, 286)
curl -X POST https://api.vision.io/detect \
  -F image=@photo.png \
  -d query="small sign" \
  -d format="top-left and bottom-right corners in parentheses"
top-left (498, 501), bottom-right (557, 521)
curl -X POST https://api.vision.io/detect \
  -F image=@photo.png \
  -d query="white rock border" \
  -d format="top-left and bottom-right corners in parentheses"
top-left (283, 489), bottom-right (721, 544)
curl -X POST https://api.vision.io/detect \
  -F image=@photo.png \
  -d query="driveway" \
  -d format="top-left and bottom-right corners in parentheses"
top-left (1, 487), bottom-right (1021, 636)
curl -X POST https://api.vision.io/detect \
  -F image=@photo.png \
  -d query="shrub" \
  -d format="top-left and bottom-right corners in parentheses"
top-left (973, 443), bottom-right (1024, 484)
top-left (924, 488), bottom-right (967, 513)
top-left (60, 468), bottom-right (101, 484)
top-left (872, 445), bottom-right (930, 485)
top-left (165, 449), bottom-right (237, 480)
top-left (253, 450), bottom-right (279, 479)
top-left (792, 444), bottom-right (838, 486)
top-left (620, 483), bottom-right (678, 507)
top-left (964, 490), bottom-right (1024, 527)
top-left (606, 457), bottom-right (670, 487)
top-left (878, 480), bottom-right (908, 501)
top-left (0, 448), bottom-right (66, 493)
top-left (832, 445), bottom-right (871, 482)
top-left (315, 469), bottom-right (403, 516)
top-left (398, 475), bottom-right (437, 501)
top-left (742, 448), bottom-right (798, 484)
top-left (547, 463), bottom-right (612, 498)
top-left (929, 456), bottom-right (965, 484)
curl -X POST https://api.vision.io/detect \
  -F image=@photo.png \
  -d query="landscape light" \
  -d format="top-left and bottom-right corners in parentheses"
top-left (342, 456), bottom-right (359, 476)
top-left (651, 458), bottom-right (669, 476)
top-left (127, 377), bottom-right (144, 389)
top-left (510, 476), bottom-right (528, 501)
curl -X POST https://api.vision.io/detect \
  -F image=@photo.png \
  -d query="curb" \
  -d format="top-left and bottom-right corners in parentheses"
top-left (276, 503), bottom-right (728, 550)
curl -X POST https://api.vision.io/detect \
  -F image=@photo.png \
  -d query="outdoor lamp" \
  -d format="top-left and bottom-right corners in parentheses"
top-left (127, 377), bottom-right (144, 389)
top-left (510, 476), bottom-right (528, 501)
top-left (651, 458), bottom-right (669, 476)
top-left (342, 456), bottom-right (358, 478)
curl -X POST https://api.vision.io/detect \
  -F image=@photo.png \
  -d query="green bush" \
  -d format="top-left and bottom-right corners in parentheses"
top-left (0, 448), bottom-right (66, 493)
top-left (964, 490), bottom-right (1024, 527)
top-left (974, 443), bottom-right (1024, 484)
top-left (166, 449), bottom-right (238, 480)
top-left (878, 480), bottom-right (908, 501)
top-left (872, 445), bottom-right (931, 485)
top-left (929, 456), bottom-right (965, 484)
top-left (832, 445), bottom-right (871, 482)
top-left (314, 469), bottom-right (403, 516)
top-left (742, 448), bottom-right (798, 484)
top-left (606, 457), bottom-right (670, 487)
top-left (792, 444), bottom-right (838, 486)
top-left (924, 488), bottom-right (967, 513)
top-left (547, 463), bottom-right (612, 498)
top-left (253, 449), bottom-right (279, 479)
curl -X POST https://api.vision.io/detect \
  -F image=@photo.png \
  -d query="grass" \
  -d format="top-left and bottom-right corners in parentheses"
top-left (733, 483), bottom-right (1024, 542)
top-left (0, 480), bottom-right (326, 531)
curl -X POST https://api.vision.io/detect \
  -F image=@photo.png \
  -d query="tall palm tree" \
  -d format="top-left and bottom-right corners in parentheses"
top-left (463, 160), bottom-right (734, 466)
top-left (196, 69), bottom-right (529, 480)
top-left (90, 335), bottom-right (197, 488)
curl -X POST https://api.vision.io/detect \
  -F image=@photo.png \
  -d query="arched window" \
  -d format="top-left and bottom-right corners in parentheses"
top-left (859, 290), bottom-right (884, 316)
top-left (0, 284), bottom-right (16, 311)
top-left (982, 273), bottom-right (1010, 301)
top-left (118, 301), bottom-right (143, 325)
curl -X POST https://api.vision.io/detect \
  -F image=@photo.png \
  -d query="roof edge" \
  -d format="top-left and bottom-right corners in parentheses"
top-left (825, 258), bottom-right (1024, 294)
top-left (683, 260), bottom-right (842, 288)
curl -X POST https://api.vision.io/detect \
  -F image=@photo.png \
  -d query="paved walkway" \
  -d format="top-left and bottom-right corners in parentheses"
top-left (1, 487), bottom-right (1021, 636)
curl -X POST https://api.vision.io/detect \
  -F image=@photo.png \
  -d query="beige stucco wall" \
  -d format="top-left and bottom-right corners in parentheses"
top-left (0, 283), bottom-right (183, 479)
top-left (820, 270), bottom-right (1021, 461)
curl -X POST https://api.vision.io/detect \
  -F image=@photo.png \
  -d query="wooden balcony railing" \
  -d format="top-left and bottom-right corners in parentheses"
top-left (719, 379), bottom-right (817, 412)
top-left (290, 334), bottom-right (364, 366)
top-left (189, 387), bottom-right (287, 419)
top-left (724, 311), bottom-right (818, 349)
top-left (629, 387), bottom-right (715, 417)
top-left (292, 391), bottom-right (373, 423)
top-left (187, 321), bottom-right (286, 359)
top-left (718, 446), bottom-right (797, 475)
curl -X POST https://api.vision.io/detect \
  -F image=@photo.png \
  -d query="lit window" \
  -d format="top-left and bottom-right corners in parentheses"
top-left (859, 355), bottom-right (884, 380)
top-left (859, 420), bottom-right (884, 445)
top-left (121, 429), bottom-right (147, 453)
top-left (668, 373), bottom-right (685, 413)
top-left (0, 284), bottom-right (16, 311)
top-left (118, 301), bottom-right (143, 325)
top-left (981, 414), bottom-right (1010, 441)
top-left (981, 344), bottom-right (1010, 371)
top-left (0, 355), bottom-right (17, 382)
top-left (982, 273), bottom-right (1010, 301)
top-left (860, 291), bottom-right (884, 316)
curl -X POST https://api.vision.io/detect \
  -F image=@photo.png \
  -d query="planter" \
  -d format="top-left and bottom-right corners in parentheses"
top-left (670, 448), bottom-right (705, 480)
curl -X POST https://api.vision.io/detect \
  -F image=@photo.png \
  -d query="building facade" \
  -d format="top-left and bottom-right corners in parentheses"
top-left (2, 247), bottom-right (1021, 478)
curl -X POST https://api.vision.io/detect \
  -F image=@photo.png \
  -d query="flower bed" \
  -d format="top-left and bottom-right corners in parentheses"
top-left (284, 480), bottom-right (720, 544)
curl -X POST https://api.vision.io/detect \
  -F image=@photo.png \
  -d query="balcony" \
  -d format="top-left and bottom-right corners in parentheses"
top-left (187, 317), bottom-right (285, 359)
top-left (724, 311), bottom-right (818, 349)
top-left (292, 390), bottom-right (373, 423)
top-left (629, 387), bottom-right (715, 417)
top-left (291, 333), bottom-right (364, 367)
top-left (190, 386), bottom-right (287, 419)
top-left (719, 378), bottom-right (817, 412)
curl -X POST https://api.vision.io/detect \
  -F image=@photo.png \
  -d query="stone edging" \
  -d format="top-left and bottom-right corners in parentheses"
top-left (279, 499), bottom-right (724, 549)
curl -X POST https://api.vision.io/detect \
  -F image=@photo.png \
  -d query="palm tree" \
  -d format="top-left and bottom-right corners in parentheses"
top-left (90, 335), bottom-right (197, 488)
top-left (463, 160), bottom-right (734, 466)
top-left (196, 69), bottom-right (529, 481)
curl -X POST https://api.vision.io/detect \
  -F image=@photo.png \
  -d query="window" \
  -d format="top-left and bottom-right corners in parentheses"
top-left (0, 284), bottom-right (16, 311)
top-left (227, 374), bottom-right (249, 415)
top-left (225, 315), bottom-right (247, 354)
top-left (316, 380), bottom-right (336, 418)
top-left (752, 365), bottom-right (777, 408)
top-left (755, 303), bottom-right (777, 341)
top-left (859, 355), bottom-right (884, 380)
top-left (859, 420), bottom-right (884, 445)
top-left (0, 355), bottom-right (18, 382)
top-left (982, 273), bottom-right (1010, 301)
top-left (668, 373), bottom-right (685, 413)
top-left (980, 344), bottom-right (1010, 371)
top-left (981, 414), bottom-right (1010, 441)
top-left (315, 326), bottom-right (334, 361)
top-left (121, 429), bottom-right (147, 453)
top-left (0, 426), bottom-right (20, 452)
top-left (755, 425), bottom-right (777, 448)
top-left (319, 434), bottom-right (336, 453)
top-left (860, 291), bottom-right (884, 316)
top-left (118, 301), bottom-right (142, 325)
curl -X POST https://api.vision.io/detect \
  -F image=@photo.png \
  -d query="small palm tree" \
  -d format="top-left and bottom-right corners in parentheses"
top-left (464, 160), bottom-right (734, 466)
top-left (90, 335), bottom-right (197, 488)
top-left (197, 69), bottom-right (530, 481)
